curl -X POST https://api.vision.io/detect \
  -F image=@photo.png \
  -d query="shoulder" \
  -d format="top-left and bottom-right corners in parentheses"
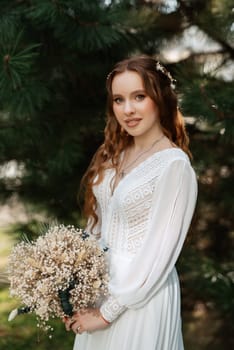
top-left (149, 147), bottom-right (191, 172)
top-left (156, 147), bottom-right (190, 163)
top-left (156, 148), bottom-right (197, 190)
top-left (136, 148), bottom-right (193, 186)
top-left (154, 148), bottom-right (196, 180)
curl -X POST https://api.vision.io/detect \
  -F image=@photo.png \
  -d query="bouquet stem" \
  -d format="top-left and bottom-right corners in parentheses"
top-left (8, 306), bottom-right (31, 321)
top-left (58, 280), bottom-right (76, 317)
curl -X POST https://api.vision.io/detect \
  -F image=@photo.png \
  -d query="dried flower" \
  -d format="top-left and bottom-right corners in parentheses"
top-left (7, 225), bottom-right (108, 331)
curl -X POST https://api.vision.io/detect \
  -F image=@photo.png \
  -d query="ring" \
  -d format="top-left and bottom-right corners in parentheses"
top-left (76, 325), bottom-right (81, 333)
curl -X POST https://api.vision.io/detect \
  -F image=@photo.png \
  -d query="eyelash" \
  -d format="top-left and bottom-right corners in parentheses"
top-left (113, 97), bottom-right (123, 104)
top-left (135, 94), bottom-right (145, 101)
top-left (113, 94), bottom-right (146, 104)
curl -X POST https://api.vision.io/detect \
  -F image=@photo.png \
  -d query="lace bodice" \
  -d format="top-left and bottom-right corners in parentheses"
top-left (91, 148), bottom-right (197, 322)
top-left (94, 152), bottom-right (168, 256)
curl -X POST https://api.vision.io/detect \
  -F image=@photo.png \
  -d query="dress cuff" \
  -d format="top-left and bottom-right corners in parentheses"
top-left (100, 295), bottom-right (126, 323)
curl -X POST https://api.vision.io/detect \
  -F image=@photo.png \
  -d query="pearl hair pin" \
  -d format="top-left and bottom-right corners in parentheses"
top-left (155, 61), bottom-right (176, 87)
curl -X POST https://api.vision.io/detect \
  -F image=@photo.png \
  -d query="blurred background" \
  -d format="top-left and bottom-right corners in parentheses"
top-left (0, 0), bottom-right (233, 349)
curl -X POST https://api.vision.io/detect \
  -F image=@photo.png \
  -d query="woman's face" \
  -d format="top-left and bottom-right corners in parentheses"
top-left (111, 71), bottom-right (161, 141)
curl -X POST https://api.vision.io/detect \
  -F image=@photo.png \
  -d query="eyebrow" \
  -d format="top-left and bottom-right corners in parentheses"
top-left (112, 89), bottom-right (146, 98)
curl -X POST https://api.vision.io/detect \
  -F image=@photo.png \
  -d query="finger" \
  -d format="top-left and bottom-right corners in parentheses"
top-left (71, 322), bottom-right (83, 335)
top-left (62, 316), bottom-right (68, 323)
top-left (65, 318), bottom-right (76, 331)
top-left (65, 321), bottom-right (72, 332)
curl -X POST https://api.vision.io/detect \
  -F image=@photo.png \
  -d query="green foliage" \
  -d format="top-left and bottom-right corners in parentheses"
top-left (1, 0), bottom-right (171, 219)
top-left (26, 0), bottom-right (132, 52)
top-left (0, 286), bottom-right (74, 350)
top-left (177, 65), bottom-right (234, 142)
top-left (179, 248), bottom-right (234, 317)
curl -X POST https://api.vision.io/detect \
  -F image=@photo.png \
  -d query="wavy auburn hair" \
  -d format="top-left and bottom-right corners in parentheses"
top-left (81, 55), bottom-right (191, 231)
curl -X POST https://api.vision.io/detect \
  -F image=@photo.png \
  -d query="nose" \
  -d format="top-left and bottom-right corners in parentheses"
top-left (123, 100), bottom-right (135, 115)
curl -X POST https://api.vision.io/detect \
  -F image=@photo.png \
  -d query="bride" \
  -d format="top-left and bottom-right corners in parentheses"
top-left (64, 55), bottom-right (197, 350)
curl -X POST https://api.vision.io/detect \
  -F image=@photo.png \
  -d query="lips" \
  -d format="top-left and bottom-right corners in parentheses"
top-left (125, 118), bottom-right (141, 127)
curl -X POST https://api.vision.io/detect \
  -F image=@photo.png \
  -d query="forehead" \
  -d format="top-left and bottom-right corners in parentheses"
top-left (111, 71), bottom-right (144, 95)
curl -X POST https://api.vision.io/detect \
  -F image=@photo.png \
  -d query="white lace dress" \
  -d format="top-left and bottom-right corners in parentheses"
top-left (73, 148), bottom-right (197, 350)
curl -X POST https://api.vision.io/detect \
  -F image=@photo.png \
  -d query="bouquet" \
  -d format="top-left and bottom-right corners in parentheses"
top-left (7, 224), bottom-right (108, 332)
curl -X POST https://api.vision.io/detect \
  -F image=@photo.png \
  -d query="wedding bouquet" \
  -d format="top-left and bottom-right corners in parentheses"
top-left (7, 224), bottom-right (108, 332)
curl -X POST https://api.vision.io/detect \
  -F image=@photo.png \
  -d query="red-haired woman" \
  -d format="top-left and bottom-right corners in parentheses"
top-left (65, 55), bottom-right (198, 350)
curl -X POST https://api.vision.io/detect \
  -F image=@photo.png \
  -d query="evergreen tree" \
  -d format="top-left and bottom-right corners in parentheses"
top-left (0, 0), bottom-right (155, 218)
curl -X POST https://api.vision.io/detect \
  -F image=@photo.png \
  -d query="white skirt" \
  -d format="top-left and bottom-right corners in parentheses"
top-left (73, 269), bottom-right (184, 350)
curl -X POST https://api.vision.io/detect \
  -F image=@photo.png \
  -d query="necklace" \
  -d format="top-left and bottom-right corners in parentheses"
top-left (119, 134), bottom-right (165, 178)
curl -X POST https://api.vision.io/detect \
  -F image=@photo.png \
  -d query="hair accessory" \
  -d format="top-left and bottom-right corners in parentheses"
top-left (155, 61), bottom-right (176, 87)
top-left (106, 71), bottom-right (112, 81)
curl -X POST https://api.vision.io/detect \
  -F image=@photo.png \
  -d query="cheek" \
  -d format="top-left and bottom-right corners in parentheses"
top-left (147, 101), bottom-right (160, 119)
top-left (146, 99), bottom-right (156, 111)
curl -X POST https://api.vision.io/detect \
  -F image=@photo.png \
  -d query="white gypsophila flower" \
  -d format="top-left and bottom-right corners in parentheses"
top-left (7, 224), bottom-right (109, 332)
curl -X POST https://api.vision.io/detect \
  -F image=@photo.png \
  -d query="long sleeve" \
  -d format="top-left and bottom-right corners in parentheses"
top-left (100, 158), bottom-right (197, 322)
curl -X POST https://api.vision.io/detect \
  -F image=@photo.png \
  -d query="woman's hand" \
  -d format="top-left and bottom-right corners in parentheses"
top-left (63, 308), bottom-right (110, 334)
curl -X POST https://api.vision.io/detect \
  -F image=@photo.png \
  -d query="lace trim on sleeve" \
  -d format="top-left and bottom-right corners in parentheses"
top-left (100, 295), bottom-right (126, 323)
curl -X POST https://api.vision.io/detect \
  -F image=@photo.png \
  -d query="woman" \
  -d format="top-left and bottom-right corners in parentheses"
top-left (64, 55), bottom-right (198, 349)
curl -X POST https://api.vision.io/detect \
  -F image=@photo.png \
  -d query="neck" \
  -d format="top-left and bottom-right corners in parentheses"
top-left (118, 132), bottom-right (165, 179)
top-left (132, 132), bottom-right (165, 152)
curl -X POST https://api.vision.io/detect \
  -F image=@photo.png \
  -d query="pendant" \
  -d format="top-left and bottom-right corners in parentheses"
top-left (120, 171), bottom-right (125, 178)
